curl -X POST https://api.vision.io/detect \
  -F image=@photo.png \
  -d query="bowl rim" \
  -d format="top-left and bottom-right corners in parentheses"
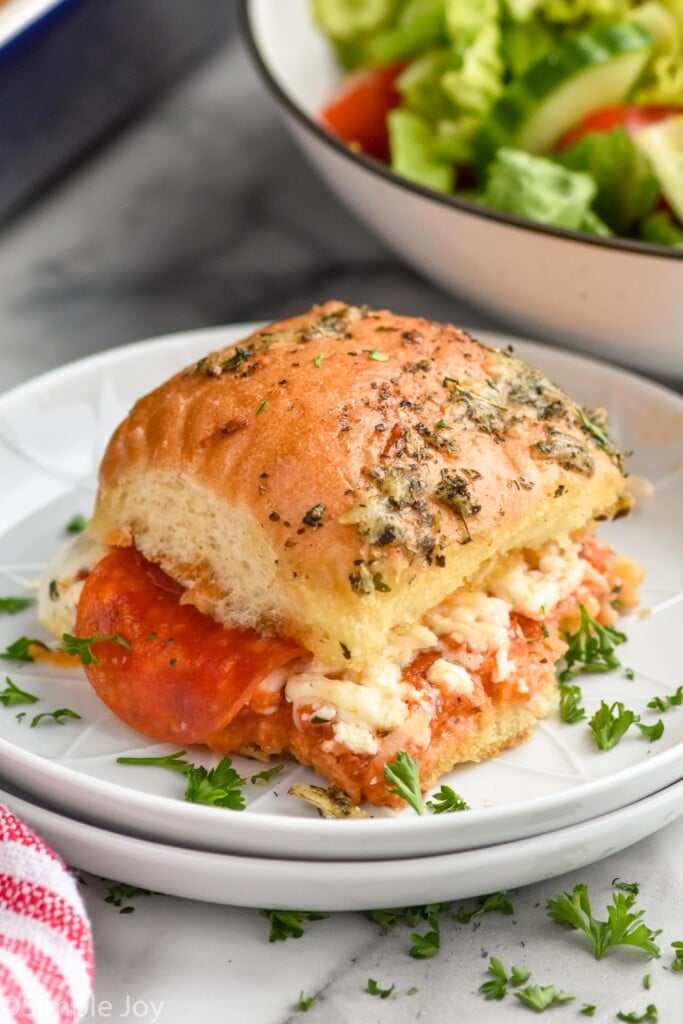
top-left (242, 0), bottom-right (683, 264)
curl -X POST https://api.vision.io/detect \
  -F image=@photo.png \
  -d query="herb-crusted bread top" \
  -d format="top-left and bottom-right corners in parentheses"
top-left (91, 302), bottom-right (631, 667)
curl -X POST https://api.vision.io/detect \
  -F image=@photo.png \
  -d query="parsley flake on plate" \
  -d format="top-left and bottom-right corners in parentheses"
top-left (647, 685), bottom-right (683, 712)
top-left (426, 784), bottom-right (469, 814)
top-left (0, 597), bottom-right (33, 615)
top-left (383, 751), bottom-right (424, 815)
top-left (588, 701), bottom-right (638, 750)
top-left (30, 708), bottom-right (81, 727)
top-left (0, 677), bottom-right (39, 707)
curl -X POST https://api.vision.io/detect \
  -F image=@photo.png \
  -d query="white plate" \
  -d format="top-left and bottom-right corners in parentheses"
top-left (0, 326), bottom-right (681, 862)
top-left (1, 778), bottom-right (681, 911)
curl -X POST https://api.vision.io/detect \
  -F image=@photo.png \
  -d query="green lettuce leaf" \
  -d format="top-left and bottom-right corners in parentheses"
top-left (388, 108), bottom-right (455, 190)
top-left (556, 127), bottom-right (661, 233)
top-left (629, 1), bottom-right (683, 102)
top-left (501, 17), bottom-right (559, 75)
top-left (640, 208), bottom-right (683, 245)
top-left (481, 147), bottom-right (607, 231)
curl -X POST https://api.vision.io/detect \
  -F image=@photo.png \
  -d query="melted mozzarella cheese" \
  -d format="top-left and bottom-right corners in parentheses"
top-left (285, 659), bottom-right (416, 754)
top-left (37, 532), bottom-right (109, 638)
top-left (424, 590), bottom-right (513, 682)
top-left (426, 658), bottom-right (474, 696)
top-left (484, 535), bottom-right (586, 619)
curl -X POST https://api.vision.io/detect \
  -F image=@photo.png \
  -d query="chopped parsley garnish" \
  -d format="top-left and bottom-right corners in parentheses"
top-left (61, 632), bottom-right (131, 666)
top-left (636, 719), bottom-right (665, 742)
top-left (589, 701), bottom-right (639, 750)
top-left (65, 514), bottom-right (87, 534)
top-left (259, 909), bottom-right (329, 942)
top-left (366, 979), bottom-right (394, 999)
top-left (256, 400), bottom-right (268, 415)
top-left (672, 941), bottom-right (683, 972)
top-left (383, 751), bottom-right (424, 815)
top-left (250, 764), bottom-right (284, 785)
top-left (409, 913), bottom-right (440, 959)
top-left (479, 958), bottom-right (509, 1000)
top-left (581, 1004), bottom-right (597, 1016)
top-left (479, 958), bottom-right (531, 1001)
top-left (546, 883), bottom-right (661, 959)
top-left (647, 685), bottom-right (683, 712)
top-left (184, 758), bottom-right (247, 810)
top-left (0, 597), bottom-right (33, 615)
top-left (426, 784), bottom-right (469, 813)
top-left (558, 605), bottom-right (626, 682)
top-left (435, 418), bottom-right (451, 429)
top-left (457, 891), bottom-right (515, 923)
top-left (515, 984), bottom-right (575, 1012)
top-left (613, 879), bottom-right (641, 896)
top-left (368, 349), bottom-right (389, 362)
top-left (0, 677), bottom-right (39, 707)
top-left (30, 707), bottom-right (81, 727)
top-left (616, 1005), bottom-right (659, 1022)
top-left (104, 883), bottom-right (154, 913)
top-left (366, 902), bottom-right (451, 931)
top-left (117, 749), bottom-right (192, 773)
top-left (313, 353), bottom-right (325, 368)
top-left (0, 636), bottom-right (46, 662)
top-left (297, 991), bottom-right (316, 1012)
top-left (117, 751), bottom-right (248, 809)
top-left (558, 682), bottom-right (586, 723)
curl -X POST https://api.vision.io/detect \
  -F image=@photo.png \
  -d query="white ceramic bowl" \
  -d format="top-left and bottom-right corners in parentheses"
top-left (245, 0), bottom-right (683, 378)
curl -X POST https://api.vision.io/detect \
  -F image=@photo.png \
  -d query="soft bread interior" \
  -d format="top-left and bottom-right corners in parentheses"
top-left (93, 467), bottom-right (624, 668)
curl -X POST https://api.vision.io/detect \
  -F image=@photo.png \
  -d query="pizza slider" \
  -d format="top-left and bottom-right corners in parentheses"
top-left (39, 303), bottom-right (641, 808)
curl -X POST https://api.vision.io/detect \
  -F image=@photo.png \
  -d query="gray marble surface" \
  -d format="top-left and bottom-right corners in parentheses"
top-left (0, 22), bottom-right (681, 1024)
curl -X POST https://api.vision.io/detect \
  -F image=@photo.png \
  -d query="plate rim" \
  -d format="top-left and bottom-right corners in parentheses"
top-left (1, 776), bottom-right (681, 910)
top-left (0, 321), bottom-right (682, 861)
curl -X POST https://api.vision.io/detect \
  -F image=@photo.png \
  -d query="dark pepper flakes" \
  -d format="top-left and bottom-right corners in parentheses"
top-left (302, 504), bottom-right (326, 528)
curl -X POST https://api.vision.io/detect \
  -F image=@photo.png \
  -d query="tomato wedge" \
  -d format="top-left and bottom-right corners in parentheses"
top-left (557, 104), bottom-right (683, 150)
top-left (321, 63), bottom-right (403, 162)
top-left (75, 547), bottom-right (302, 744)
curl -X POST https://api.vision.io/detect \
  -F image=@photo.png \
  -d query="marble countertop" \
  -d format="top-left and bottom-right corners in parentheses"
top-left (0, 21), bottom-right (681, 1024)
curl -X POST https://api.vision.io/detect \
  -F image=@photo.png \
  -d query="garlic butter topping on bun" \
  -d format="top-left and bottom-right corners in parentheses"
top-left (38, 303), bottom-right (641, 808)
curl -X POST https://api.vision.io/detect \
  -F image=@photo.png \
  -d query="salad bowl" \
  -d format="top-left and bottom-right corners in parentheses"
top-left (245, 0), bottom-right (683, 378)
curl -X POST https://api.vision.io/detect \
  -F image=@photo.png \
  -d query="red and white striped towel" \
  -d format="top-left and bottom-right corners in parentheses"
top-left (0, 806), bottom-right (93, 1024)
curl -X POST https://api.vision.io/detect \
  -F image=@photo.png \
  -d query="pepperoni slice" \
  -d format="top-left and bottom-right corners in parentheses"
top-left (75, 547), bottom-right (301, 744)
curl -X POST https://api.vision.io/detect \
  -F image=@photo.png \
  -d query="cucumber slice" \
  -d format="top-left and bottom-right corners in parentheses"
top-left (632, 113), bottom-right (683, 223)
top-left (476, 23), bottom-right (653, 161)
top-left (310, 0), bottom-right (397, 41)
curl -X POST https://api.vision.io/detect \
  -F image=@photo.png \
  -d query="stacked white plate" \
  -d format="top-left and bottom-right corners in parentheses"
top-left (0, 326), bottom-right (681, 911)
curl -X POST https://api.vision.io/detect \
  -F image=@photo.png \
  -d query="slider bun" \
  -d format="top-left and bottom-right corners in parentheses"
top-left (91, 303), bottom-right (631, 667)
